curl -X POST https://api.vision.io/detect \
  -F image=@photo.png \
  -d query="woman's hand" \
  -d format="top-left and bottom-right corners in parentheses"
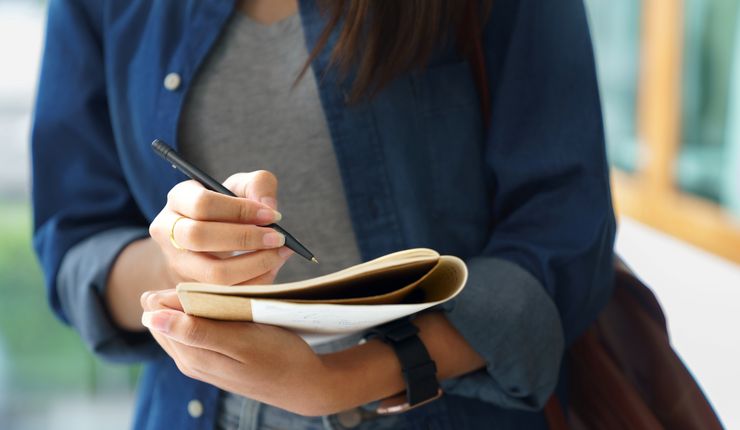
top-left (140, 289), bottom-right (488, 416)
top-left (141, 172), bottom-right (488, 416)
top-left (140, 289), bottom-right (336, 416)
top-left (148, 170), bottom-right (294, 286)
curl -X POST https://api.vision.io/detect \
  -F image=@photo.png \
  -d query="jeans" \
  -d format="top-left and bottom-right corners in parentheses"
top-left (215, 391), bottom-right (548, 430)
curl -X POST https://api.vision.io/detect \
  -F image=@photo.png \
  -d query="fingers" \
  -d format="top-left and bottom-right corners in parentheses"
top-left (149, 208), bottom-right (293, 285)
top-left (223, 171), bottom-right (278, 209)
top-left (139, 250), bottom-right (289, 314)
top-left (141, 289), bottom-right (182, 312)
top-left (167, 340), bottom-right (240, 384)
top-left (144, 319), bottom-right (214, 382)
top-left (142, 309), bottom-right (250, 359)
top-left (170, 248), bottom-right (291, 286)
top-left (148, 171), bottom-right (291, 287)
top-left (145, 321), bottom-right (243, 388)
top-left (151, 207), bottom-right (286, 253)
top-left (140, 291), bottom-right (249, 369)
top-left (167, 180), bottom-right (281, 225)
top-left (171, 217), bottom-right (286, 252)
top-left (234, 264), bottom-right (283, 286)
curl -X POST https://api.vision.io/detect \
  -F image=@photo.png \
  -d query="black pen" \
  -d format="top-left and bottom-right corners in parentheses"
top-left (151, 139), bottom-right (318, 264)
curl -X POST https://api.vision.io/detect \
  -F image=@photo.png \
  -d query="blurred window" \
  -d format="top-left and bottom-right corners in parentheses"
top-left (0, 1), bottom-right (137, 429)
top-left (585, 0), bottom-right (642, 173)
top-left (587, 0), bottom-right (740, 264)
top-left (678, 0), bottom-right (740, 216)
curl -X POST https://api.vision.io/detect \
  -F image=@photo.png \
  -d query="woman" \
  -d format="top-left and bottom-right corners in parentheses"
top-left (31, 0), bottom-right (616, 428)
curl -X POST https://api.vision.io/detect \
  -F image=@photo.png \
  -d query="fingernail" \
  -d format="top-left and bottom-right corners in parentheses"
top-left (256, 208), bottom-right (282, 223)
top-left (263, 232), bottom-right (286, 247)
top-left (260, 196), bottom-right (278, 210)
top-left (142, 311), bottom-right (172, 333)
top-left (278, 246), bottom-right (294, 259)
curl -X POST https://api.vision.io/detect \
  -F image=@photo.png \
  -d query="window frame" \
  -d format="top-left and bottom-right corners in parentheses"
top-left (612, 0), bottom-right (740, 263)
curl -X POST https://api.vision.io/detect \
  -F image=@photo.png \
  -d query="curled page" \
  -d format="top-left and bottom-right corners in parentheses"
top-left (177, 250), bottom-right (468, 342)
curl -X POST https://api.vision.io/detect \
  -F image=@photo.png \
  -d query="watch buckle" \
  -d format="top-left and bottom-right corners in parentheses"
top-left (375, 388), bottom-right (443, 415)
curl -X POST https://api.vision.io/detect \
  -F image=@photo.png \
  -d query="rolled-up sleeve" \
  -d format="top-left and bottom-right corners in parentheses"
top-left (439, 0), bottom-right (616, 410)
top-left (441, 258), bottom-right (563, 410)
top-left (31, 0), bottom-right (158, 362)
top-left (56, 227), bottom-right (160, 362)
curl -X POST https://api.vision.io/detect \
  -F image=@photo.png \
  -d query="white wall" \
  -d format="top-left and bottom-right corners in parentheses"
top-left (616, 217), bottom-right (740, 429)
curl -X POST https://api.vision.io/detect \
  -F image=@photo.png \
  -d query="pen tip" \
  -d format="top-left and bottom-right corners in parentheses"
top-left (311, 257), bottom-right (319, 264)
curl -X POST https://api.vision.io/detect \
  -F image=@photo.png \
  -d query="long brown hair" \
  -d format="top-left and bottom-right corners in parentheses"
top-left (297, 0), bottom-right (490, 104)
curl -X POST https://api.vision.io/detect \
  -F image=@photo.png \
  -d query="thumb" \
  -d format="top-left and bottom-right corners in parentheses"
top-left (142, 309), bottom-right (246, 358)
top-left (223, 170), bottom-right (278, 209)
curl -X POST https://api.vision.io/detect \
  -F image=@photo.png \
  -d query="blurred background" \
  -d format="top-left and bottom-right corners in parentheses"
top-left (0, 0), bottom-right (738, 428)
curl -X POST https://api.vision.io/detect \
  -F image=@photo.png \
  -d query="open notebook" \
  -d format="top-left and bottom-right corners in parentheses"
top-left (177, 248), bottom-right (467, 343)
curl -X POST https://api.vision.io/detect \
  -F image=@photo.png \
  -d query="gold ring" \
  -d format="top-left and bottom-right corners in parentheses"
top-left (169, 216), bottom-right (186, 250)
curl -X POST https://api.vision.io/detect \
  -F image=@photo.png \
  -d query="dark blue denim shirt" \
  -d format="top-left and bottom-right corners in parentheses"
top-left (31, 0), bottom-right (615, 428)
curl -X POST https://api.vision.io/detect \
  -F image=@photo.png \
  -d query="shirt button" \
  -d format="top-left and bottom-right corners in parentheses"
top-left (187, 399), bottom-right (203, 418)
top-left (164, 72), bottom-right (182, 91)
top-left (335, 408), bottom-right (362, 428)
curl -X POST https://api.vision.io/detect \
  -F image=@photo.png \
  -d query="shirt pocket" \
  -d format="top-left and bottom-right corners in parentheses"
top-left (411, 61), bottom-right (491, 225)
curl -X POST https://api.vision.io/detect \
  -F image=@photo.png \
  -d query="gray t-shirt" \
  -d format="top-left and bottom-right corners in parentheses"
top-left (178, 12), bottom-right (363, 285)
top-left (177, 12), bottom-right (367, 427)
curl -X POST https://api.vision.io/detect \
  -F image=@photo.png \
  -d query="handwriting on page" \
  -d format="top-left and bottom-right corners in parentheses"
top-left (250, 300), bottom-right (442, 334)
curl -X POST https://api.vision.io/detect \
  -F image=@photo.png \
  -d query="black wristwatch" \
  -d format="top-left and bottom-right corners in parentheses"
top-left (365, 316), bottom-right (443, 413)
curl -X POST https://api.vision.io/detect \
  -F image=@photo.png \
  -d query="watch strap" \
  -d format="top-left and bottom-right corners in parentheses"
top-left (367, 317), bottom-right (442, 408)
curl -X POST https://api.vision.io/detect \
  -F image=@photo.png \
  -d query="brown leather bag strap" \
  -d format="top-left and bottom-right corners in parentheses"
top-left (464, 0), bottom-right (492, 129)
top-left (544, 396), bottom-right (570, 430)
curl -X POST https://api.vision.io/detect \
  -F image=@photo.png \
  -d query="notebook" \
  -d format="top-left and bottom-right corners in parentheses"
top-left (177, 248), bottom-right (467, 343)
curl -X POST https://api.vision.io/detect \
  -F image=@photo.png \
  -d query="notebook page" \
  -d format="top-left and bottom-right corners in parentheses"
top-left (250, 255), bottom-right (467, 338)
